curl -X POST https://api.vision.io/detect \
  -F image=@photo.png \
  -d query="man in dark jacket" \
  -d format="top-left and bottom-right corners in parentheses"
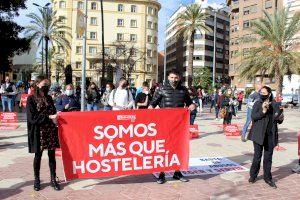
top-left (149, 70), bottom-right (196, 184)
top-left (248, 86), bottom-right (284, 189)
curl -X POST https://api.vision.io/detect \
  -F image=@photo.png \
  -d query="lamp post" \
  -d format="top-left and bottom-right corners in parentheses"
top-left (100, 0), bottom-right (105, 85)
top-left (32, 3), bottom-right (51, 77)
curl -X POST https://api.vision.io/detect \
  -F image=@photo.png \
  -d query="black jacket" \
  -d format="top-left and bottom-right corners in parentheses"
top-left (86, 89), bottom-right (101, 104)
top-left (221, 96), bottom-right (236, 116)
top-left (26, 95), bottom-right (56, 153)
top-left (248, 99), bottom-right (283, 146)
top-left (150, 81), bottom-right (192, 108)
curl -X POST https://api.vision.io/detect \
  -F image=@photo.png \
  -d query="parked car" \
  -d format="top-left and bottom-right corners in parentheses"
top-left (282, 94), bottom-right (298, 106)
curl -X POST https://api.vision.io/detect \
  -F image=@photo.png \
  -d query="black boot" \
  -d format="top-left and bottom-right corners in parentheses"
top-left (33, 177), bottom-right (41, 191)
top-left (49, 161), bottom-right (60, 191)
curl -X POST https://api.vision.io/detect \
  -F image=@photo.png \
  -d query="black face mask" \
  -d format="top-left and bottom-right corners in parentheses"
top-left (40, 86), bottom-right (49, 95)
top-left (260, 94), bottom-right (269, 101)
top-left (169, 80), bottom-right (178, 87)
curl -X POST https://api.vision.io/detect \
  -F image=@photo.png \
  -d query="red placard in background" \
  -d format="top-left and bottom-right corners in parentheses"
top-left (190, 125), bottom-right (200, 139)
top-left (58, 109), bottom-right (190, 181)
top-left (224, 124), bottom-right (240, 136)
top-left (0, 112), bottom-right (17, 123)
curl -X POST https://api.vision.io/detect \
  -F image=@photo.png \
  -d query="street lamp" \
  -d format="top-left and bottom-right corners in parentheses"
top-left (32, 3), bottom-right (51, 76)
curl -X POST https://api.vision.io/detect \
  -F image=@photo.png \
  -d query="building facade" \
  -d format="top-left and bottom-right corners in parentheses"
top-left (165, 1), bottom-right (230, 87)
top-left (284, 0), bottom-right (300, 50)
top-left (52, 0), bottom-right (160, 87)
top-left (227, 0), bottom-right (283, 90)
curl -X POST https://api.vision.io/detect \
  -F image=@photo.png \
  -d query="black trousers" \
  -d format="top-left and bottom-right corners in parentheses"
top-left (34, 149), bottom-right (56, 179)
top-left (250, 134), bottom-right (274, 181)
top-left (223, 112), bottom-right (233, 125)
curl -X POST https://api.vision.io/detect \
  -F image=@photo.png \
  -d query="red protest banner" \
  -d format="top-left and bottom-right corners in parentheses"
top-left (58, 108), bottom-right (190, 181)
top-left (224, 124), bottom-right (240, 136)
top-left (0, 112), bottom-right (17, 123)
top-left (20, 94), bottom-right (30, 108)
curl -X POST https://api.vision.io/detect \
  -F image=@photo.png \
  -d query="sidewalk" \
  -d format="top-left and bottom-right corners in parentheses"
top-left (0, 108), bottom-right (299, 200)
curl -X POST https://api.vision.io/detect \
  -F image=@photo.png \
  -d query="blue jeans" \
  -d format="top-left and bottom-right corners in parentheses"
top-left (1, 96), bottom-right (13, 112)
top-left (215, 106), bottom-right (220, 118)
top-left (103, 105), bottom-right (112, 111)
top-left (242, 108), bottom-right (252, 137)
top-left (87, 103), bottom-right (99, 111)
top-left (190, 109), bottom-right (197, 125)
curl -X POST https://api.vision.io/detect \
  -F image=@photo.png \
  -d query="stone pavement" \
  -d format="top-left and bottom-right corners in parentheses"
top-left (0, 108), bottom-right (299, 200)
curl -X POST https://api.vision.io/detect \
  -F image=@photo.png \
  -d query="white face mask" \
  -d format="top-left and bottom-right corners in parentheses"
top-left (65, 90), bottom-right (74, 96)
top-left (106, 87), bottom-right (111, 92)
top-left (143, 91), bottom-right (149, 95)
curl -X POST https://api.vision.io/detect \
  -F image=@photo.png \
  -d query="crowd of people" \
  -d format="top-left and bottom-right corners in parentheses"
top-left (1, 71), bottom-right (297, 190)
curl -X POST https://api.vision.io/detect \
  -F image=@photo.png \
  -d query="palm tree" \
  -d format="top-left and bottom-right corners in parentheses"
top-left (239, 7), bottom-right (300, 95)
top-left (175, 3), bottom-right (211, 87)
top-left (25, 7), bottom-right (71, 79)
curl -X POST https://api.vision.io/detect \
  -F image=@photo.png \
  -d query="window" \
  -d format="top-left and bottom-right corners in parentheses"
top-left (58, 31), bottom-right (65, 38)
top-left (244, 5), bottom-right (257, 15)
top-left (117, 33), bottom-right (123, 41)
top-left (147, 21), bottom-right (152, 29)
top-left (243, 20), bottom-right (250, 29)
top-left (90, 32), bottom-right (97, 39)
top-left (147, 49), bottom-right (152, 57)
top-left (76, 46), bottom-right (83, 54)
top-left (77, 1), bottom-right (84, 9)
top-left (91, 2), bottom-right (97, 10)
top-left (76, 62), bottom-right (82, 69)
top-left (104, 47), bottom-right (110, 55)
top-left (130, 20), bottom-right (137, 27)
top-left (117, 19), bottom-right (124, 26)
top-left (265, 0), bottom-right (272, 9)
top-left (154, 37), bottom-right (157, 44)
top-left (118, 4), bottom-right (124, 12)
top-left (131, 5), bottom-right (137, 13)
top-left (154, 8), bottom-right (157, 16)
top-left (116, 47), bottom-right (123, 55)
top-left (130, 48), bottom-right (137, 56)
top-left (90, 17), bottom-right (97, 25)
top-left (154, 23), bottom-right (158, 30)
top-left (77, 34), bottom-right (83, 39)
top-left (146, 64), bottom-right (152, 72)
top-left (89, 46), bottom-right (97, 54)
top-left (59, 1), bottom-right (66, 8)
top-left (148, 7), bottom-right (153, 15)
top-left (147, 35), bottom-right (152, 43)
top-left (130, 34), bottom-right (137, 42)
top-left (58, 16), bottom-right (66, 24)
top-left (231, 24), bottom-right (239, 32)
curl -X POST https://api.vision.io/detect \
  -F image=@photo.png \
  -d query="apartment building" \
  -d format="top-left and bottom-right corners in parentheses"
top-left (52, 0), bottom-right (160, 87)
top-left (227, 0), bottom-right (283, 90)
top-left (166, 1), bottom-right (230, 86)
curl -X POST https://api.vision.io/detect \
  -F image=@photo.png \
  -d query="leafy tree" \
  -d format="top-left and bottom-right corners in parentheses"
top-left (193, 67), bottom-right (212, 89)
top-left (0, 0), bottom-right (31, 79)
top-left (25, 7), bottom-right (71, 79)
top-left (239, 7), bottom-right (300, 95)
top-left (175, 3), bottom-right (211, 87)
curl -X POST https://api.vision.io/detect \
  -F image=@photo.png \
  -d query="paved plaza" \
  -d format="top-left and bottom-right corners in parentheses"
top-left (0, 108), bottom-right (299, 200)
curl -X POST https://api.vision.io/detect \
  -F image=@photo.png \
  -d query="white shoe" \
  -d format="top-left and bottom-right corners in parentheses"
top-left (215, 118), bottom-right (219, 120)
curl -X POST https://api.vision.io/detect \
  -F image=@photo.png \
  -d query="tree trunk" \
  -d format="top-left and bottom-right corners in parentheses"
top-left (187, 32), bottom-right (195, 87)
top-left (45, 37), bottom-right (49, 79)
top-left (275, 67), bottom-right (283, 95)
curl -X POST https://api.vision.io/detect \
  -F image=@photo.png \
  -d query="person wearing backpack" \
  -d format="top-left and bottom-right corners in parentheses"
top-left (108, 78), bottom-right (134, 110)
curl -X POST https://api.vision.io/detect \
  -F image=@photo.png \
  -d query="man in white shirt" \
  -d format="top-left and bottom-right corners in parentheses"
top-left (109, 78), bottom-right (134, 110)
top-left (0, 76), bottom-right (17, 112)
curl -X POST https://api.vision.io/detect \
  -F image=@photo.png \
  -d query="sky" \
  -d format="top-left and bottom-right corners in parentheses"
top-left (15, 0), bottom-right (225, 52)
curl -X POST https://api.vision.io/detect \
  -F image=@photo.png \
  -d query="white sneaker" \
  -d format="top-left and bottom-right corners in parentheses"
top-left (215, 118), bottom-right (219, 120)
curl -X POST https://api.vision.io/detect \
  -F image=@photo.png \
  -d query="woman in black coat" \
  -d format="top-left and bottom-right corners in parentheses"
top-left (221, 88), bottom-right (238, 125)
top-left (248, 86), bottom-right (284, 188)
top-left (27, 75), bottom-right (61, 191)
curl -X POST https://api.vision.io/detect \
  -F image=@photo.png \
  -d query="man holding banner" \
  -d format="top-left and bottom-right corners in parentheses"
top-left (149, 70), bottom-right (196, 184)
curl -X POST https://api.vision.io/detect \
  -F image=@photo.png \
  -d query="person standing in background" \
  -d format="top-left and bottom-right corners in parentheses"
top-left (135, 83), bottom-right (152, 109)
top-left (86, 82), bottom-right (101, 111)
top-left (109, 78), bottom-right (134, 110)
top-left (101, 83), bottom-right (114, 110)
top-left (0, 76), bottom-right (17, 112)
top-left (221, 88), bottom-right (238, 125)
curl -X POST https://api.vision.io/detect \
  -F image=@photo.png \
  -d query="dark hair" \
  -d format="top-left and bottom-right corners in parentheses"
top-left (106, 82), bottom-right (115, 89)
top-left (168, 70), bottom-right (180, 76)
top-left (34, 75), bottom-right (47, 98)
top-left (261, 86), bottom-right (273, 101)
top-left (119, 77), bottom-right (126, 81)
top-left (142, 81), bottom-right (149, 87)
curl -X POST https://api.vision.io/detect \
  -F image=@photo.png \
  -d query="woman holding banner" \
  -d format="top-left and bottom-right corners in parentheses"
top-left (26, 75), bottom-right (61, 191)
